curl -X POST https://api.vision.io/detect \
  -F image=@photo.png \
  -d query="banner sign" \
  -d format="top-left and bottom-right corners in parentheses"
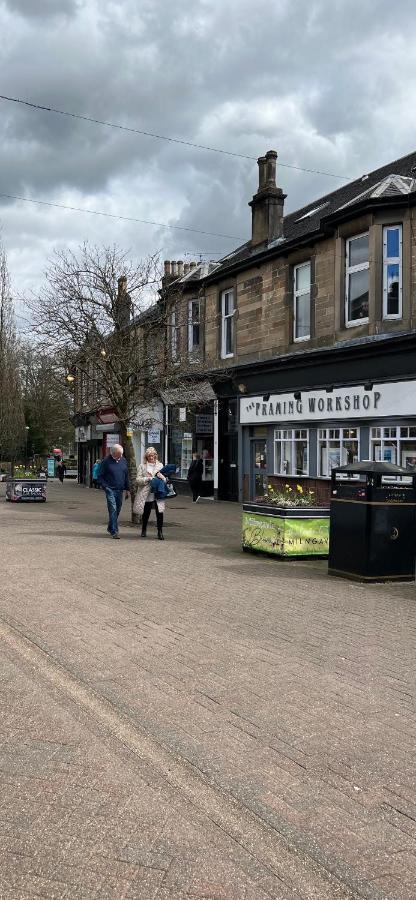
top-left (240, 380), bottom-right (416, 425)
top-left (147, 429), bottom-right (161, 444)
top-left (242, 511), bottom-right (329, 557)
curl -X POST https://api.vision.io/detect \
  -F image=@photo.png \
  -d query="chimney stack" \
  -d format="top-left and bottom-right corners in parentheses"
top-left (115, 275), bottom-right (131, 329)
top-left (249, 150), bottom-right (286, 247)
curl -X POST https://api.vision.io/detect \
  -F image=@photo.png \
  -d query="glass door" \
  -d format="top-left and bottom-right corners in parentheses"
top-left (251, 440), bottom-right (267, 498)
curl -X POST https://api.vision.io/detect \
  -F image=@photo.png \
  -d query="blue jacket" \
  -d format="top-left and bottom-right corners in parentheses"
top-left (150, 464), bottom-right (176, 499)
top-left (98, 455), bottom-right (129, 492)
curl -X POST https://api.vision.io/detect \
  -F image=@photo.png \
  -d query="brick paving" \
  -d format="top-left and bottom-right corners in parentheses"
top-left (0, 480), bottom-right (415, 899)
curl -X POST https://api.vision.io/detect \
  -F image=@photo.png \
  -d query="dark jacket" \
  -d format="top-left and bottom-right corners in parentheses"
top-left (98, 455), bottom-right (129, 492)
top-left (187, 459), bottom-right (203, 483)
top-left (150, 464), bottom-right (176, 499)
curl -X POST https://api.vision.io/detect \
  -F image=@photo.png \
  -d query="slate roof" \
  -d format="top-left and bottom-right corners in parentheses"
top-left (209, 149), bottom-right (416, 280)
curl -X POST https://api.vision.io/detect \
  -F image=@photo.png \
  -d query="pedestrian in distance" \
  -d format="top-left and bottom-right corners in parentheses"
top-left (98, 444), bottom-right (130, 539)
top-left (134, 447), bottom-right (167, 540)
top-left (56, 461), bottom-right (66, 483)
top-left (187, 452), bottom-right (203, 503)
top-left (92, 459), bottom-right (101, 488)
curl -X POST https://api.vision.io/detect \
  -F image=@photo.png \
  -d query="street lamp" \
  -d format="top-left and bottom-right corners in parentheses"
top-left (25, 426), bottom-right (29, 469)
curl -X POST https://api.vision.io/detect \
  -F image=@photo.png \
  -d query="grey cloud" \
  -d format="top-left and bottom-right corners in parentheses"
top-left (1, 0), bottom-right (416, 299)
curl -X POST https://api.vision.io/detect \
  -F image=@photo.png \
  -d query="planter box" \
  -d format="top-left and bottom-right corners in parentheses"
top-left (5, 478), bottom-right (47, 502)
top-left (242, 502), bottom-right (330, 558)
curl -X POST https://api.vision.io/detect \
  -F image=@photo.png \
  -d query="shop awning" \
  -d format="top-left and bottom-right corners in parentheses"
top-left (161, 381), bottom-right (216, 405)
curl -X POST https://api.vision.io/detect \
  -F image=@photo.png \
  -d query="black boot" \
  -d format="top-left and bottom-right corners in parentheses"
top-left (141, 502), bottom-right (152, 538)
top-left (156, 510), bottom-right (164, 540)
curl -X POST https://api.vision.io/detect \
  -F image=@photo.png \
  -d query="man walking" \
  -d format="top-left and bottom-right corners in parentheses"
top-left (98, 444), bottom-right (130, 539)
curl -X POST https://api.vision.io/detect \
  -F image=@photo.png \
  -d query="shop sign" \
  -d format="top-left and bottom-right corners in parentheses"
top-left (179, 407), bottom-right (187, 422)
top-left (240, 381), bottom-right (416, 425)
top-left (47, 458), bottom-right (55, 477)
top-left (106, 434), bottom-right (120, 448)
top-left (195, 414), bottom-right (214, 433)
top-left (147, 429), bottom-right (161, 444)
top-left (75, 426), bottom-right (91, 442)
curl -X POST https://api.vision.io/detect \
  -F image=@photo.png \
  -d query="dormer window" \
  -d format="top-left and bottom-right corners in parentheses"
top-left (383, 225), bottom-right (402, 319)
top-left (345, 232), bottom-right (369, 326)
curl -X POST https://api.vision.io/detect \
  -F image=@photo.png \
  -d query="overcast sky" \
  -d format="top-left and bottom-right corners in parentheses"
top-left (1, 0), bottom-right (416, 321)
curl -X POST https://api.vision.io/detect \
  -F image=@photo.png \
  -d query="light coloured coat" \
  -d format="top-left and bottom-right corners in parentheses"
top-left (133, 461), bottom-right (166, 515)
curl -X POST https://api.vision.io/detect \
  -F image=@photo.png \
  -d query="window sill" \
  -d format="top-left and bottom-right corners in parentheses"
top-left (293, 335), bottom-right (311, 344)
top-left (345, 318), bottom-right (369, 328)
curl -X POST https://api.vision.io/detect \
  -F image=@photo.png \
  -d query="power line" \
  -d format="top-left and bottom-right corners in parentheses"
top-left (0, 191), bottom-right (244, 239)
top-left (0, 93), bottom-right (351, 181)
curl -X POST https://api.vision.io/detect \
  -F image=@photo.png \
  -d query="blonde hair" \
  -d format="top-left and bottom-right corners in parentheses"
top-left (144, 446), bottom-right (158, 462)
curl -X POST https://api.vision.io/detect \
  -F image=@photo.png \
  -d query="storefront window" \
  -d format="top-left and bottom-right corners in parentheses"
top-left (370, 426), bottom-right (416, 469)
top-left (274, 429), bottom-right (309, 476)
top-left (168, 404), bottom-right (214, 486)
top-left (318, 428), bottom-right (359, 476)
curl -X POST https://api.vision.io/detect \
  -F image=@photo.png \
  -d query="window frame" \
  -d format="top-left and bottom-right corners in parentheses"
top-left (382, 224), bottom-right (402, 320)
top-left (170, 308), bottom-right (178, 361)
top-left (370, 425), bottom-right (416, 468)
top-left (188, 298), bottom-right (201, 354)
top-left (274, 428), bottom-right (309, 476)
top-left (220, 288), bottom-right (235, 359)
top-left (293, 261), bottom-right (311, 343)
top-left (345, 232), bottom-right (369, 327)
top-left (317, 427), bottom-right (360, 478)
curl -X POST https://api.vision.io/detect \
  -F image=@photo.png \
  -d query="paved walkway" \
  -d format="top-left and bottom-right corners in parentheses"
top-left (0, 480), bottom-right (415, 899)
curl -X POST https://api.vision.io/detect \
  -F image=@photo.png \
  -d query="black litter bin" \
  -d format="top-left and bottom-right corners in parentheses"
top-left (328, 461), bottom-right (416, 582)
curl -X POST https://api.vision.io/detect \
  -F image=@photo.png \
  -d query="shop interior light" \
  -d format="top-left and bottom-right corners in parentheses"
top-left (293, 391), bottom-right (301, 401)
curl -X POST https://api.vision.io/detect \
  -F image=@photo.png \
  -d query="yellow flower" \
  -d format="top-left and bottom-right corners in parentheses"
top-left (297, 484), bottom-right (303, 493)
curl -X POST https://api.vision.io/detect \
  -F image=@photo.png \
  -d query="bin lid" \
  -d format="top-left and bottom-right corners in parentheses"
top-left (334, 461), bottom-right (412, 475)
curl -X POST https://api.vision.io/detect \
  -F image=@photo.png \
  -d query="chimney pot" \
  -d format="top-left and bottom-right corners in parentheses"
top-left (265, 150), bottom-right (278, 186)
top-left (189, 261), bottom-right (197, 270)
top-left (183, 262), bottom-right (190, 274)
top-left (258, 156), bottom-right (267, 190)
top-left (177, 260), bottom-right (184, 277)
top-left (171, 261), bottom-right (178, 276)
top-left (164, 260), bottom-right (171, 276)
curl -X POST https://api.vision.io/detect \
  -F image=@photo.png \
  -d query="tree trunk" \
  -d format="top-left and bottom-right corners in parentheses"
top-left (120, 426), bottom-right (139, 524)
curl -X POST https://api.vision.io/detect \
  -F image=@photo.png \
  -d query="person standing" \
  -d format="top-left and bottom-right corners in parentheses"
top-left (134, 447), bottom-right (166, 540)
top-left (56, 461), bottom-right (66, 483)
top-left (187, 452), bottom-right (203, 502)
top-left (92, 459), bottom-right (101, 488)
top-left (98, 444), bottom-right (130, 539)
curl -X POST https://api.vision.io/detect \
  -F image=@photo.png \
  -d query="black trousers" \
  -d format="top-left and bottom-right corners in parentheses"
top-left (142, 501), bottom-right (163, 532)
top-left (188, 479), bottom-right (202, 502)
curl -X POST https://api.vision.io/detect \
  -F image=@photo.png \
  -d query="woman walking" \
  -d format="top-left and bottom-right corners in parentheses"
top-left (134, 447), bottom-right (167, 540)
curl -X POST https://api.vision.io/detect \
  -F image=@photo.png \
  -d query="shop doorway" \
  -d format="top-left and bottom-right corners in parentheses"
top-left (251, 439), bottom-right (267, 499)
top-left (218, 399), bottom-right (238, 501)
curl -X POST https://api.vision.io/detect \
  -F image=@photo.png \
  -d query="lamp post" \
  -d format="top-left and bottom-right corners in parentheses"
top-left (25, 426), bottom-right (29, 469)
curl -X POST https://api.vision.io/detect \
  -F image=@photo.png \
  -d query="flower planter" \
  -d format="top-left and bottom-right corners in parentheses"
top-left (5, 478), bottom-right (47, 502)
top-left (242, 502), bottom-right (330, 558)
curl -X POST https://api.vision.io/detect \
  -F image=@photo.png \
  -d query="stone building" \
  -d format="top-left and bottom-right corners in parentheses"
top-left (166, 148), bottom-right (416, 503)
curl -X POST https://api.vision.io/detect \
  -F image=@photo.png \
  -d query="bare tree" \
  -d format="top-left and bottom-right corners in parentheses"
top-left (0, 238), bottom-right (25, 467)
top-left (22, 348), bottom-right (74, 457)
top-left (27, 243), bottom-right (164, 503)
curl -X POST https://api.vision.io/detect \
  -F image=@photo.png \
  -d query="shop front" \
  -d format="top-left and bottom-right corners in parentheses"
top-left (240, 379), bottom-right (416, 504)
top-left (167, 401), bottom-right (216, 498)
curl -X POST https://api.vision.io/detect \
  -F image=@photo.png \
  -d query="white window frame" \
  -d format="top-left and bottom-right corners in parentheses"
top-left (274, 429), bottom-right (309, 476)
top-left (188, 299), bottom-right (201, 354)
top-left (220, 289), bottom-right (235, 359)
top-left (293, 262), bottom-right (311, 342)
top-left (370, 425), bottom-right (416, 467)
top-left (345, 232), bottom-right (369, 327)
top-left (317, 427), bottom-right (360, 477)
top-left (383, 225), bottom-right (402, 320)
top-left (170, 309), bottom-right (178, 360)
